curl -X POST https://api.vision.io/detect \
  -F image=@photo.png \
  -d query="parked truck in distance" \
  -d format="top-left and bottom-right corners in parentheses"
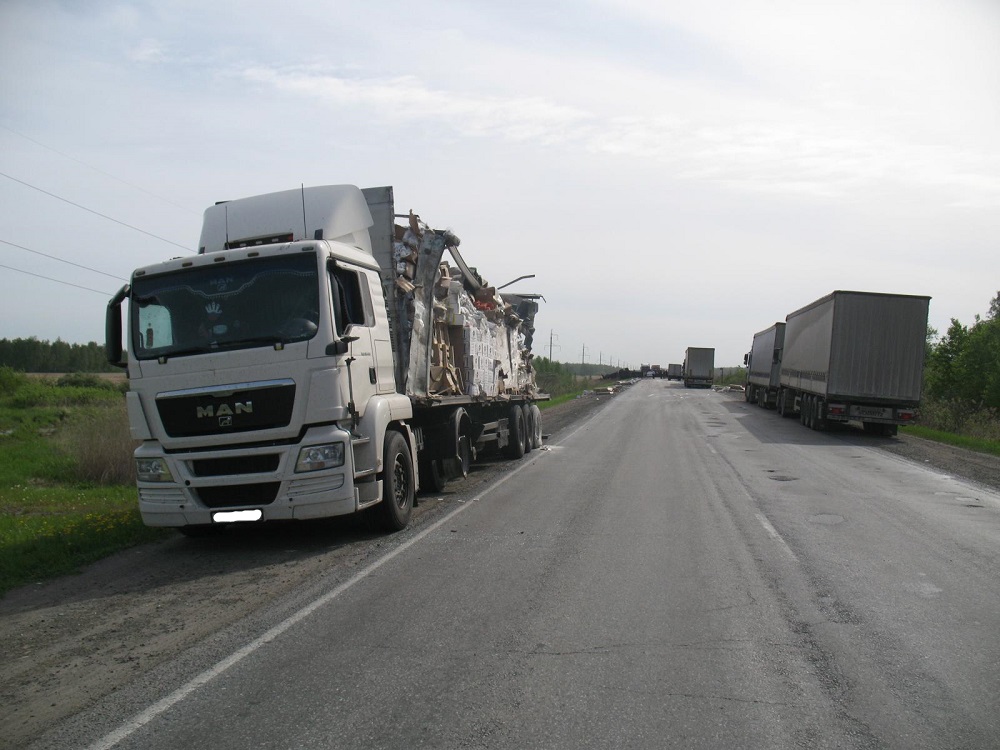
top-left (666, 363), bottom-right (683, 381)
top-left (774, 290), bottom-right (930, 436)
top-left (744, 323), bottom-right (785, 408)
top-left (683, 348), bottom-right (715, 388)
top-left (106, 185), bottom-right (545, 535)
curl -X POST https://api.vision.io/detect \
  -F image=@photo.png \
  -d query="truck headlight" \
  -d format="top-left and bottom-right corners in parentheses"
top-left (136, 457), bottom-right (174, 482)
top-left (296, 443), bottom-right (345, 472)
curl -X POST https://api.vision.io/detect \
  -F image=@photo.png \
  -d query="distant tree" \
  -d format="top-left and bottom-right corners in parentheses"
top-left (926, 319), bottom-right (970, 402)
top-left (955, 316), bottom-right (1000, 408)
top-left (925, 293), bottom-right (1000, 409)
top-left (989, 290), bottom-right (1000, 321)
top-left (0, 337), bottom-right (118, 373)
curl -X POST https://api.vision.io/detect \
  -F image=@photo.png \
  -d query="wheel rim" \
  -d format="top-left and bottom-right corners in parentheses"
top-left (392, 454), bottom-right (409, 509)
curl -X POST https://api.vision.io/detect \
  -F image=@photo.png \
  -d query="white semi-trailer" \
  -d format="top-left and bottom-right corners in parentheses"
top-left (776, 290), bottom-right (930, 436)
top-left (744, 323), bottom-right (785, 408)
top-left (106, 185), bottom-right (545, 534)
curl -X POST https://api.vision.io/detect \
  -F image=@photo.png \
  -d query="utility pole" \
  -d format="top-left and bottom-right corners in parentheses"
top-left (547, 329), bottom-right (560, 361)
top-left (581, 344), bottom-right (588, 366)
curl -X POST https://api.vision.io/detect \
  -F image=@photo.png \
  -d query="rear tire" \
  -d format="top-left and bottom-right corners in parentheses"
top-left (504, 405), bottom-right (526, 459)
top-left (378, 430), bottom-right (414, 532)
top-left (419, 457), bottom-right (446, 493)
top-left (529, 404), bottom-right (543, 449)
top-left (521, 404), bottom-right (533, 454)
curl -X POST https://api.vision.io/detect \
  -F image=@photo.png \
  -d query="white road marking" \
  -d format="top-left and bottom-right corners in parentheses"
top-left (755, 512), bottom-right (797, 560)
top-left (87, 420), bottom-right (582, 750)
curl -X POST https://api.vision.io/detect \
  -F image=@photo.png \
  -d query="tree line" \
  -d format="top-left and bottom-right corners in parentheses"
top-left (0, 338), bottom-right (117, 373)
top-left (925, 291), bottom-right (1000, 411)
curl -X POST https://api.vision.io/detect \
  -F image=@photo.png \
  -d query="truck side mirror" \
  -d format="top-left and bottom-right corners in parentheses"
top-left (105, 284), bottom-right (130, 368)
top-left (326, 335), bottom-right (359, 357)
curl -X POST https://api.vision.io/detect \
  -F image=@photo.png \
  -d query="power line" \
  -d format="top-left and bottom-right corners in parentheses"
top-left (0, 262), bottom-right (114, 296)
top-left (0, 124), bottom-right (198, 215)
top-left (0, 238), bottom-right (125, 281)
top-left (0, 170), bottom-right (190, 250)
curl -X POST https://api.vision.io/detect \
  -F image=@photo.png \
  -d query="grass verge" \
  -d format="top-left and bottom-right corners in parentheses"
top-left (0, 486), bottom-right (169, 595)
top-left (538, 388), bottom-right (593, 409)
top-left (899, 425), bottom-right (1000, 457)
top-left (1, 373), bottom-right (170, 596)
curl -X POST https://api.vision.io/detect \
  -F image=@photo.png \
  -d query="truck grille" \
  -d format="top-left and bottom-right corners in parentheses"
top-left (195, 482), bottom-right (280, 508)
top-left (156, 382), bottom-right (295, 438)
top-left (191, 455), bottom-right (281, 477)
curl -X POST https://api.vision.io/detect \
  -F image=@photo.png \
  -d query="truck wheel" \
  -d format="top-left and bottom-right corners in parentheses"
top-left (529, 404), bottom-right (543, 449)
top-left (521, 404), bottom-right (533, 454)
top-left (504, 405), bottom-right (526, 459)
top-left (419, 458), bottom-right (446, 493)
top-left (778, 391), bottom-right (793, 418)
top-left (378, 430), bottom-right (414, 532)
top-left (812, 400), bottom-right (827, 431)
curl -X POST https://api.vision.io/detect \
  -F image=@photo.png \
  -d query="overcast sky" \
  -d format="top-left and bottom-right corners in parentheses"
top-left (2, 0), bottom-right (998, 368)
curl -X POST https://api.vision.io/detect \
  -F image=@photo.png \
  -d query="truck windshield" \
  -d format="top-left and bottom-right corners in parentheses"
top-left (130, 253), bottom-right (320, 360)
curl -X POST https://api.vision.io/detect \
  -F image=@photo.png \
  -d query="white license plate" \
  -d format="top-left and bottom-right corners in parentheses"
top-left (850, 405), bottom-right (892, 419)
top-left (212, 509), bottom-right (263, 523)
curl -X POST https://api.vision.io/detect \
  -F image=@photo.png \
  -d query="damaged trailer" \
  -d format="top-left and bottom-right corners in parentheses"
top-left (106, 184), bottom-right (546, 535)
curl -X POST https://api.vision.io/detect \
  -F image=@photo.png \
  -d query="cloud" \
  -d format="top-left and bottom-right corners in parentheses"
top-left (236, 65), bottom-right (1000, 207)
top-left (128, 38), bottom-right (168, 63)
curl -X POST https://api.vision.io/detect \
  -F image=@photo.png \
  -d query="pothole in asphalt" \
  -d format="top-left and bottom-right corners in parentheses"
top-left (768, 475), bottom-right (798, 482)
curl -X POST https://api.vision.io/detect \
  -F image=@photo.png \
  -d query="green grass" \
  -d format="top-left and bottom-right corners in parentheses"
top-left (899, 425), bottom-right (1000, 457)
top-left (0, 371), bottom-right (169, 596)
top-left (538, 387), bottom-right (594, 409)
top-left (0, 485), bottom-right (168, 595)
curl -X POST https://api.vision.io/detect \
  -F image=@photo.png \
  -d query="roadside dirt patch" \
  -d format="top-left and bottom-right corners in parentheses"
top-left (877, 432), bottom-right (1000, 493)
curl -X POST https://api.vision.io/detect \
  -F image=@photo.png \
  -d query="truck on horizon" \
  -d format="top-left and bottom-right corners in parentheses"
top-left (106, 185), bottom-right (545, 534)
top-left (771, 290), bottom-right (930, 435)
top-left (683, 348), bottom-right (715, 388)
top-left (666, 363), bottom-right (683, 381)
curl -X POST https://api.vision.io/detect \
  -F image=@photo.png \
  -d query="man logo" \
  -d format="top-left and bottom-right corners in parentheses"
top-left (196, 402), bottom-right (253, 419)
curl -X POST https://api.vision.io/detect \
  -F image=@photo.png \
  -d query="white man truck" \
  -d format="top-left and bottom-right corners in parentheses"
top-left (106, 185), bottom-right (545, 534)
top-left (683, 348), bottom-right (715, 388)
top-left (744, 323), bottom-right (785, 408)
top-left (775, 290), bottom-right (929, 436)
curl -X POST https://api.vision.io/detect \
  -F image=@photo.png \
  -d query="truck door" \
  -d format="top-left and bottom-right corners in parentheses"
top-left (330, 262), bottom-right (378, 414)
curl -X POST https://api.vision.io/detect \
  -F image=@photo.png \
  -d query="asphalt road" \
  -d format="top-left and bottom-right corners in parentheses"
top-left (45, 380), bottom-right (1000, 749)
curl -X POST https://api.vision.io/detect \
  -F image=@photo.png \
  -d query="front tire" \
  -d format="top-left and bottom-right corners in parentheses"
top-left (378, 430), bottom-right (414, 532)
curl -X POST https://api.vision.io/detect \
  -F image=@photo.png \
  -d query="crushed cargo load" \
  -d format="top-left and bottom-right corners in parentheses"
top-left (382, 207), bottom-right (539, 401)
